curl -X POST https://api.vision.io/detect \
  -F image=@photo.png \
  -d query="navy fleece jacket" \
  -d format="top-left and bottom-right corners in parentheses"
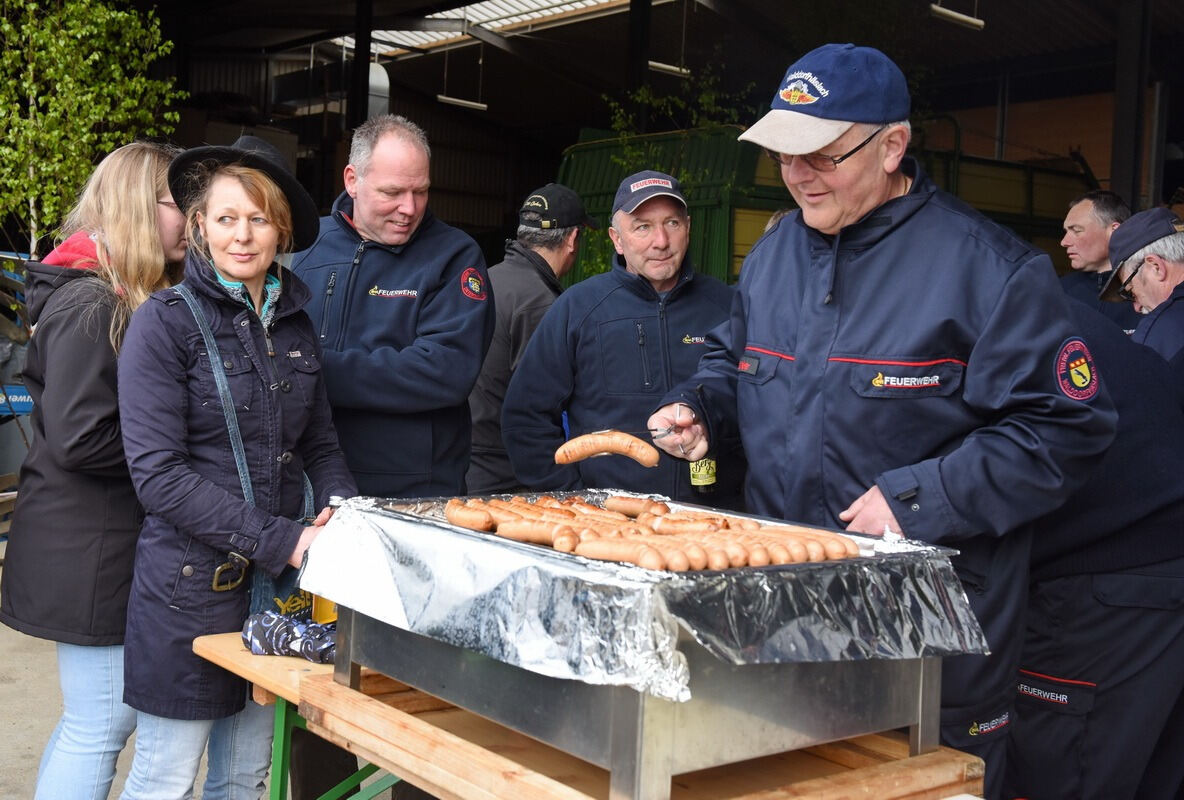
top-left (292, 192), bottom-right (495, 498)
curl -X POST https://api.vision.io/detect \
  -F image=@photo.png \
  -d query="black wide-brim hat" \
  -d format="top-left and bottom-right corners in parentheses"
top-left (168, 134), bottom-right (320, 252)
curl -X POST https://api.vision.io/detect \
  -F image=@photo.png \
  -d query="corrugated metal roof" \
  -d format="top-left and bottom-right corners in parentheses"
top-left (340, 0), bottom-right (628, 55)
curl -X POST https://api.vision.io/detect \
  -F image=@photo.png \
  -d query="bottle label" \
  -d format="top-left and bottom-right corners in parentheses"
top-left (689, 457), bottom-right (717, 486)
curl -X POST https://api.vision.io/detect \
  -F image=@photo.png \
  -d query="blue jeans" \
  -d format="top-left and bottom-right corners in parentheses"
top-left (36, 643), bottom-right (137, 800)
top-left (118, 700), bottom-right (273, 800)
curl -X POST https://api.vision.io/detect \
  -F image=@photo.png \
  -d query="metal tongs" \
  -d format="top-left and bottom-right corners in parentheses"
top-left (648, 424), bottom-right (677, 440)
top-left (648, 424), bottom-right (687, 455)
top-left (650, 402), bottom-right (697, 455)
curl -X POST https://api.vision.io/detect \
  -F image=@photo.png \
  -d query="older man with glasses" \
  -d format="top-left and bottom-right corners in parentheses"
top-left (648, 43), bottom-right (1117, 798)
top-left (1100, 207), bottom-right (1184, 362)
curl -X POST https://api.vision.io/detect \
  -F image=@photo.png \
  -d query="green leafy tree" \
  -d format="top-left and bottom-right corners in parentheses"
top-left (579, 58), bottom-right (759, 280)
top-left (604, 56), bottom-right (758, 177)
top-left (0, 0), bottom-right (184, 257)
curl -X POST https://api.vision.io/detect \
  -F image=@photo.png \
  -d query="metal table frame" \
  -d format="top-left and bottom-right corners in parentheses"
top-left (335, 606), bottom-right (942, 800)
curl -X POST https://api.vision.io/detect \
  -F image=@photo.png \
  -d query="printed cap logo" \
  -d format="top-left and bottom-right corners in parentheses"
top-left (629, 177), bottom-right (673, 192)
top-left (777, 71), bottom-right (829, 106)
top-left (460, 267), bottom-right (487, 301)
top-left (522, 194), bottom-right (548, 210)
top-left (1054, 338), bottom-right (1099, 401)
top-left (780, 80), bottom-right (819, 105)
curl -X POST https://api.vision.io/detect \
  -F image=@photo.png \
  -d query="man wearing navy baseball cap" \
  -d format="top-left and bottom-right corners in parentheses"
top-left (502, 169), bottom-right (746, 508)
top-left (1099, 207), bottom-right (1184, 362)
top-left (650, 44), bottom-right (1117, 797)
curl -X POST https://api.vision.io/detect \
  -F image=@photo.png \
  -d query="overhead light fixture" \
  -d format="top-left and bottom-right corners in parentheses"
top-left (436, 38), bottom-right (486, 111)
top-left (930, 2), bottom-right (985, 30)
top-left (436, 94), bottom-right (487, 111)
top-left (648, 60), bottom-right (691, 78)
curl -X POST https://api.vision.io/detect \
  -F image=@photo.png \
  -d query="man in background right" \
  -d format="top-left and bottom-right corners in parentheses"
top-left (1100, 207), bottom-right (1184, 361)
top-left (1059, 190), bottom-right (1142, 332)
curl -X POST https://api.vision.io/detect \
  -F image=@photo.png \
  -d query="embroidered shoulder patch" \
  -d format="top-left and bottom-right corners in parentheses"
top-left (1054, 338), bottom-right (1099, 401)
top-left (460, 267), bottom-right (486, 301)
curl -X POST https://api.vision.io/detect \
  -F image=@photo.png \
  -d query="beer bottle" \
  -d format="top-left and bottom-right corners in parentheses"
top-left (689, 456), bottom-right (717, 497)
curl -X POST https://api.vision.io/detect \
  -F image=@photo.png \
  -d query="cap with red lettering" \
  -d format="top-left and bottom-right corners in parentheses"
top-left (611, 170), bottom-right (687, 217)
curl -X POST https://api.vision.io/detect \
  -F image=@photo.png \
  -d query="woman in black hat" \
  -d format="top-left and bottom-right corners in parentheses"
top-left (115, 136), bottom-right (356, 799)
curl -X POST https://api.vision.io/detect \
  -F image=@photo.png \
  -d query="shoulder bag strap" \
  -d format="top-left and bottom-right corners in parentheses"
top-left (175, 283), bottom-right (317, 520)
top-left (174, 283), bottom-right (254, 506)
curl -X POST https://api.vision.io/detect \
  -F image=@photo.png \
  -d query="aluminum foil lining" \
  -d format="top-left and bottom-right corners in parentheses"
top-left (300, 493), bottom-right (988, 702)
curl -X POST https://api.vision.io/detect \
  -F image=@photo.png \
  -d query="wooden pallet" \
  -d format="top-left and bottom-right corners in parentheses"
top-left (299, 672), bottom-right (983, 800)
top-left (194, 632), bottom-right (983, 800)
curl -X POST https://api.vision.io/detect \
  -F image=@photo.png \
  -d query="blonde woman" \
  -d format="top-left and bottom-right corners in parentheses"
top-left (0, 141), bottom-right (186, 800)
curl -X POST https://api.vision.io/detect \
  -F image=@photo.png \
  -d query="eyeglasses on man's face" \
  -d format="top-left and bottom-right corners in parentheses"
top-left (765, 126), bottom-right (887, 173)
top-left (1117, 258), bottom-right (1146, 302)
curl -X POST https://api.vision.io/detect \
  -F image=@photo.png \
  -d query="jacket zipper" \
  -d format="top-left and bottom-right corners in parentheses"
top-left (318, 270), bottom-right (337, 342)
top-left (657, 299), bottom-right (679, 499)
top-left (333, 242), bottom-right (367, 351)
top-left (657, 301), bottom-right (672, 386)
top-left (255, 315), bottom-right (284, 502)
top-left (636, 322), bottom-right (652, 389)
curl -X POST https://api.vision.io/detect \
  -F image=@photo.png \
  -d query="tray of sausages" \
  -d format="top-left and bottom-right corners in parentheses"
top-left (306, 493), bottom-right (987, 690)
top-left (399, 492), bottom-right (866, 573)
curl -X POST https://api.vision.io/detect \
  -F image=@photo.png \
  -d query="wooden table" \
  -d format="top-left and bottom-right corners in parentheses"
top-left (195, 632), bottom-right (984, 800)
top-left (194, 632), bottom-right (448, 800)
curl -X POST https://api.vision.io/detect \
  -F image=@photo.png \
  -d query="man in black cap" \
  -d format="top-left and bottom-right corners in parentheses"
top-left (502, 170), bottom-right (744, 508)
top-left (467, 183), bottom-right (596, 494)
top-left (648, 43), bottom-right (1116, 797)
top-left (1100, 207), bottom-right (1184, 362)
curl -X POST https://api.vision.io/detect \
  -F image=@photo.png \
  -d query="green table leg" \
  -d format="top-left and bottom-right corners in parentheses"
top-left (266, 694), bottom-right (401, 800)
top-left (315, 762), bottom-right (402, 800)
top-left (346, 772), bottom-right (400, 800)
top-left (270, 696), bottom-right (305, 800)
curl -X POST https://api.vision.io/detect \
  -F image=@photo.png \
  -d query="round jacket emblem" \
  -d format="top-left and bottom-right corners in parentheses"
top-left (1054, 338), bottom-right (1099, 401)
top-left (460, 267), bottom-right (486, 300)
